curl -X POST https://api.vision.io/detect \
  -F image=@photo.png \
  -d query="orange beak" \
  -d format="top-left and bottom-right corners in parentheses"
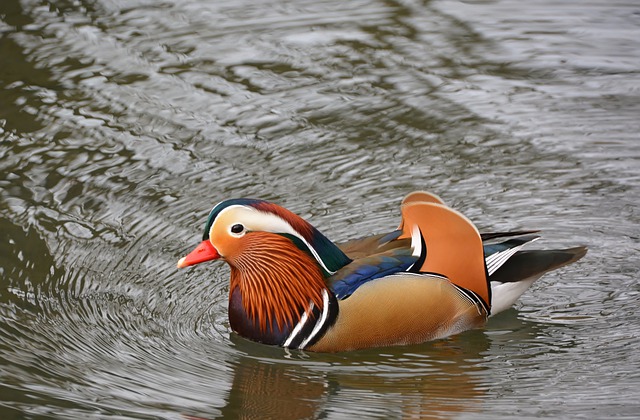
top-left (177, 240), bottom-right (220, 268)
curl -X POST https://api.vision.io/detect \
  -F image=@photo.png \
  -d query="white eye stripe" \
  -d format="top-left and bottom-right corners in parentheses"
top-left (212, 204), bottom-right (336, 275)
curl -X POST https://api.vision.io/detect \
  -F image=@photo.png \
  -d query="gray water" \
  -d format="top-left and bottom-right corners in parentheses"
top-left (1, 0), bottom-right (639, 418)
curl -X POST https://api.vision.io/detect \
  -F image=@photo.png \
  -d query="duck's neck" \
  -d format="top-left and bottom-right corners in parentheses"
top-left (228, 233), bottom-right (337, 347)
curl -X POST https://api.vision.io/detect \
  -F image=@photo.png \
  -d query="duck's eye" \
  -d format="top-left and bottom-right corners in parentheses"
top-left (230, 224), bottom-right (244, 234)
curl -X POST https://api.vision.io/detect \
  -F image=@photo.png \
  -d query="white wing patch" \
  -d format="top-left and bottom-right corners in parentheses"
top-left (410, 224), bottom-right (422, 258)
top-left (485, 237), bottom-right (540, 276)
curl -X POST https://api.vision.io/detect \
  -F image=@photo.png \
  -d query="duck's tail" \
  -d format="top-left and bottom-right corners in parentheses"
top-left (489, 246), bottom-right (587, 316)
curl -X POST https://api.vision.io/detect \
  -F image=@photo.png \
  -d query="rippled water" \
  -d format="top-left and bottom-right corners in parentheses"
top-left (1, 0), bottom-right (639, 418)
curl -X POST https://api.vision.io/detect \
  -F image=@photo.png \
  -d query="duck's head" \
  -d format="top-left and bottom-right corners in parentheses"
top-left (177, 198), bottom-right (350, 275)
top-left (177, 199), bottom-right (350, 340)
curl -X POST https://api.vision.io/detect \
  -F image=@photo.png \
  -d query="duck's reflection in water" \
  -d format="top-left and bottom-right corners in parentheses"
top-left (213, 330), bottom-right (493, 420)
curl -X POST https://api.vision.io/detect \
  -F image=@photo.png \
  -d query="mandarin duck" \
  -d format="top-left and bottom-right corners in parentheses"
top-left (177, 192), bottom-right (586, 352)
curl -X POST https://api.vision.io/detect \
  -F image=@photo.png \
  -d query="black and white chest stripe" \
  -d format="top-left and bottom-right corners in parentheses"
top-left (282, 289), bottom-right (339, 350)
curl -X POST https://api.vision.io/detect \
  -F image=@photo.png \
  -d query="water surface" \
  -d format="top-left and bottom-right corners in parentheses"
top-left (1, 0), bottom-right (639, 418)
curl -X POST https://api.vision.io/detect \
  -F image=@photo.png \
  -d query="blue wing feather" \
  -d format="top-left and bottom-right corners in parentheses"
top-left (330, 249), bottom-right (417, 299)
